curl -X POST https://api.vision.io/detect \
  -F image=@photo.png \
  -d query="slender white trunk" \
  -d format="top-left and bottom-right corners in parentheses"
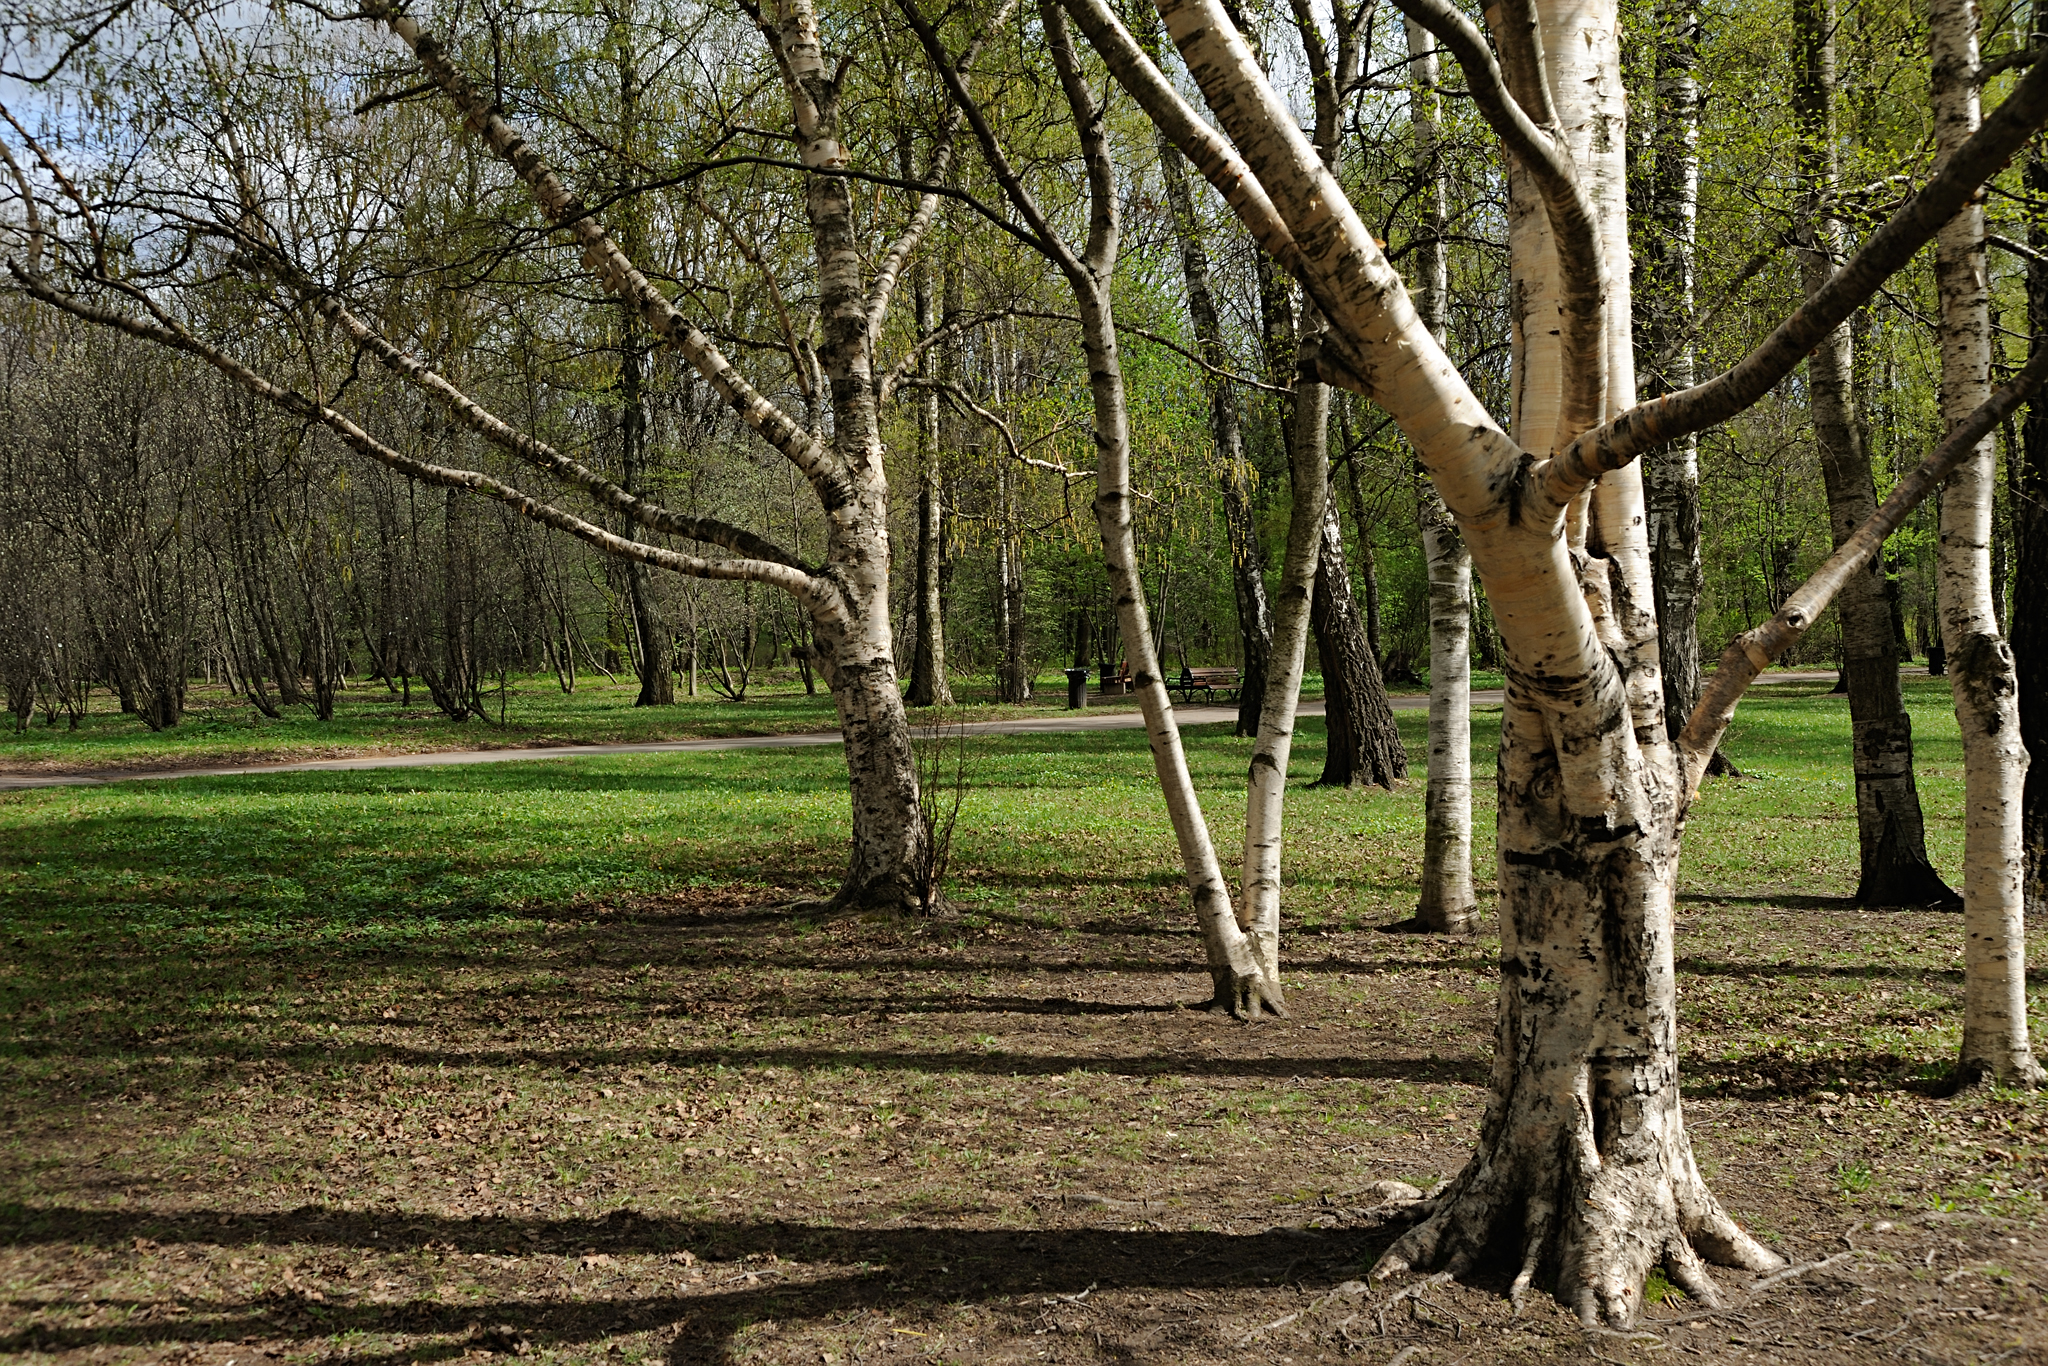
top-left (1930, 0), bottom-right (2043, 1086)
top-left (1239, 315), bottom-right (1329, 995)
top-left (1407, 16), bottom-right (1475, 932)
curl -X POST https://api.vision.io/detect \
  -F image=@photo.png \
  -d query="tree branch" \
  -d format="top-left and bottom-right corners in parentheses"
top-left (1549, 54), bottom-right (2048, 506)
top-left (6, 264), bottom-right (831, 609)
top-left (287, 269), bottom-right (812, 571)
top-left (359, 0), bottom-right (853, 506)
top-left (1677, 334), bottom-right (2048, 798)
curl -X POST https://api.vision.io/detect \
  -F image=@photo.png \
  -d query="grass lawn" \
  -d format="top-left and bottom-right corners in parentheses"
top-left (0, 675), bottom-right (2042, 1364)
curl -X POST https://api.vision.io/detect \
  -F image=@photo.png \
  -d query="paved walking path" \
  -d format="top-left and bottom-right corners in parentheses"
top-left (0, 668), bottom-right (1854, 791)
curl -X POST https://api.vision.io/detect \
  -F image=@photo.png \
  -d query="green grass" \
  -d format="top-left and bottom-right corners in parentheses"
top-left (0, 669), bottom-right (2037, 1366)
top-left (0, 675), bottom-right (1975, 1062)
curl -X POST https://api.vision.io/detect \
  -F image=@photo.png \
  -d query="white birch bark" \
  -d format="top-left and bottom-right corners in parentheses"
top-left (1406, 17), bottom-right (1476, 933)
top-left (1930, 0), bottom-right (2044, 1087)
top-left (905, 0), bottom-right (1275, 1009)
top-left (1237, 317), bottom-right (1328, 998)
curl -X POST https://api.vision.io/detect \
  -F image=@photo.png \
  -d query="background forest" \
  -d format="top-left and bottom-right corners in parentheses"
top-left (0, 0), bottom-right (2008, 733)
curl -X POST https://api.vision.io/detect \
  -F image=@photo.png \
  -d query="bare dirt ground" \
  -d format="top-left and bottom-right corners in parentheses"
top-left (2, 886), bottom-right (2044, 1365)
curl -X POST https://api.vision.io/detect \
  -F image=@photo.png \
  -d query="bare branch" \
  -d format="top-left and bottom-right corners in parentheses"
top-left (1645, 244), bottom-right (1776, 380)
top-left (360, 1), bottom-right (852, 504)
top-left (1988, 231), bottom-right (2048, 264)
top-left (5, 264), bottom-right (831, 609)
top-left (290, 272), bottom-right (811, 571)
top-left (902, 376), bottom-right (1091, 481)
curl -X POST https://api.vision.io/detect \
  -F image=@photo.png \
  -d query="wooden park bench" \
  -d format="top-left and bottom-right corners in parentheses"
top-left (1170, 666), bottom-right (1241, 704)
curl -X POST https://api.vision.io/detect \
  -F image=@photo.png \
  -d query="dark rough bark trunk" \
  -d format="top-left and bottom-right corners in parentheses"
top-left (1312, 492), bottom-right (1405, 789)
top-left (1158, 127), bottom-right (1271, 736)
top-left (1795, 0), bottom-right (1954, 906)
top-left (2017, 151), bottom-right (2048, 915)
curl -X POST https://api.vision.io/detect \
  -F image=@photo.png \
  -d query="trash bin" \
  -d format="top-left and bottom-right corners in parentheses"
top-left (1064, 667), bottom-right (1089, 710)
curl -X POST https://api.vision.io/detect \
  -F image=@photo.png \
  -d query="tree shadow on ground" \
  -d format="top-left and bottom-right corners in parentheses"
top-left (0, 1205), bottom-right (1404, 1366)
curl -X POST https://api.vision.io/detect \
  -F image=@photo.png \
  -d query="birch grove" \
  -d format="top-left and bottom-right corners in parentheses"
top-left (7, 0), bottom-right (2048, 1327)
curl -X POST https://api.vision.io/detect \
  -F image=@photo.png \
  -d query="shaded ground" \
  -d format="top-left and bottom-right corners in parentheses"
top-left (0, 678), bottom-right (2040, 1363)
top-left (2, 889), bottom-right (2044, 1365)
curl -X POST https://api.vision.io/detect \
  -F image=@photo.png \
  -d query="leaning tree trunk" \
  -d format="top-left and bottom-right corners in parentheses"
top-left (1406, 14), bottom-right (1475, 932)
top-left (2016, 150), bottom-right (2048, 913)
top-left (977, 0), bottom-right (1275, 1010)
top-left (1157, 127), bottom-right (1272, 737)
top-left (1929, 0), bottom-right (2043, 1086)
top-left (1795, 0), bottom-right (1952, 905)
top-left (1312, 490), bottom-right (1405, 789)
top-left (1233, 311), bottom-right (1330, 1004)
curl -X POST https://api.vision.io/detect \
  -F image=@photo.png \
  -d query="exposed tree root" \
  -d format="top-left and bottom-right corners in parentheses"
top-left (1371, 1091), bottom-right (1782, 1328)
top-left (1204, 968), bottom-right (1288, 1019)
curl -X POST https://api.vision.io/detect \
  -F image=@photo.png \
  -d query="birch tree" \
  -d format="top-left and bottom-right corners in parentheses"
top-left (1406, 16), bottom-right (1477, 934)
top-left (1062, 0), bottom-right (2048, 1322)
top-left (1928, 0), bottom-right (2042, 1087)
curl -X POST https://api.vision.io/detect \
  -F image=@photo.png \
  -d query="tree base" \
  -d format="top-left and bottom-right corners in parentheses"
top-left (1380, 911), bottom-right (1479, 936)
top-left (1204, 967), bottom-right (1287, 1019)
top-left (1373, 1075), bottom-right (1783, 1327)
top-left (1854, 857), bottom-right (1961, 910)
top-left (1933, 1053), bottom-right (2047, 1096)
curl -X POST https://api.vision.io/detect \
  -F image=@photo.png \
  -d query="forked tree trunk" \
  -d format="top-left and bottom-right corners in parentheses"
top-left (1367, 0), bottom-right (1782, 1313)
top-left (1795, 0), bottom-right (1952, 905)
top-left (1406, 14), bottom-right (1476, 932)
top-left (1929, 0), bottom-right (2043, 1086)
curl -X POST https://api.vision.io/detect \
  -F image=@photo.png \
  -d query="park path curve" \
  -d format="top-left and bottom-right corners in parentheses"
top-left (0, 669), bottom-right (1855, 791)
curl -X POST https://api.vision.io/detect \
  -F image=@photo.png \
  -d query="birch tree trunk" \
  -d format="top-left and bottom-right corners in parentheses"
top-left (1406, 14), bottom-right (1476, 932)
top-left (1796, 0), bottom-right (1953, 906)
top-left (905, 261), bottom-right (953, 707)
top-left (1929, 0), bottom-right (2042, 1086)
